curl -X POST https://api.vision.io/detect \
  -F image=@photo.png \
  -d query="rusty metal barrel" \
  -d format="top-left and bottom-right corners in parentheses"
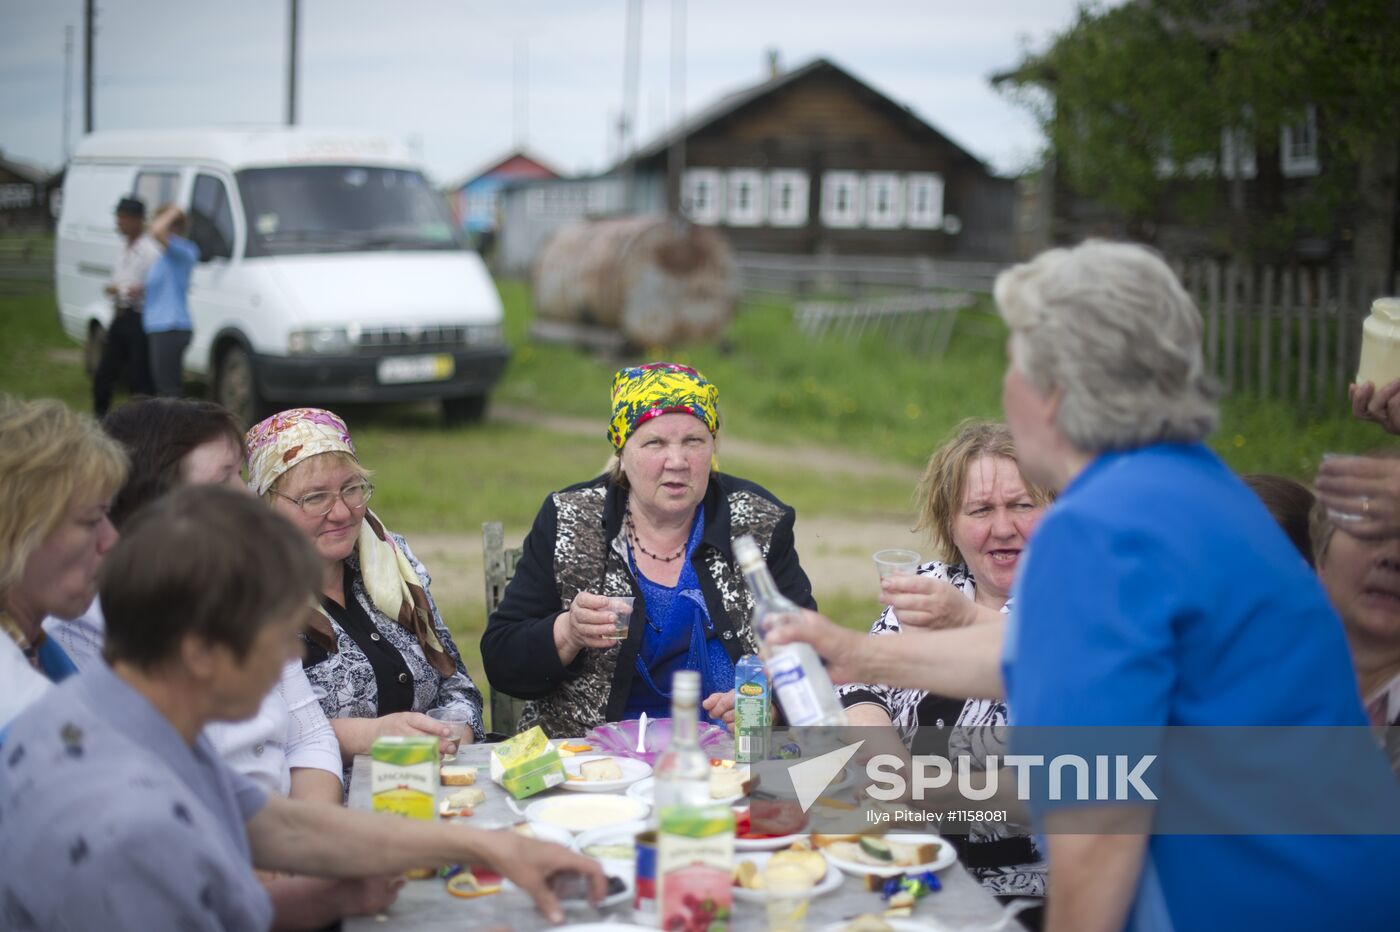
top-left (532, 215), bottom-right (737, 347)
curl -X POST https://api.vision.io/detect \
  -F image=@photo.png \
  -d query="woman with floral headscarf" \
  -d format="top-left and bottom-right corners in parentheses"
top-left (481, 363), bottom-right (816, 738)
top-left (246, 408), bottom-right (484, 758)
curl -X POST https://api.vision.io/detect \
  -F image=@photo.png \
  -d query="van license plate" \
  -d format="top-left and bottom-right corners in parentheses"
top-left (377, 354), bottom-right (455, 384)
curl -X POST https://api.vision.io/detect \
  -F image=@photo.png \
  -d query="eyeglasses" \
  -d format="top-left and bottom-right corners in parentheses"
top-left (272, 481), bottom-right (374, 517)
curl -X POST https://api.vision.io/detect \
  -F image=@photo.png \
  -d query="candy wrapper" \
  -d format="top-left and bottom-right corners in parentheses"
top-left (881, 870), bottom-right (942, 901)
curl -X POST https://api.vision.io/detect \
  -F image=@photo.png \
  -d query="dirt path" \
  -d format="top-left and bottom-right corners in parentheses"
top-left (490, 404), bottom-right (921, 482)
top-left (417, 406), bottom-right (925, 611)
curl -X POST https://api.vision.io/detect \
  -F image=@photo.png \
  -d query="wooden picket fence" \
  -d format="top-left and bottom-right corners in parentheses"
top-left (1171, 260), bottom-right (1388, 411)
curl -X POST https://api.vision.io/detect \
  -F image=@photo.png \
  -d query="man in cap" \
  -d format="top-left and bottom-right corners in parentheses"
top-left (92, 196), bottom-right (160, 416)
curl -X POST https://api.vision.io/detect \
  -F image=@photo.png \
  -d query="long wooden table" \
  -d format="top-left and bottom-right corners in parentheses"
top-left (346, 742), bottom-right (1021, 930)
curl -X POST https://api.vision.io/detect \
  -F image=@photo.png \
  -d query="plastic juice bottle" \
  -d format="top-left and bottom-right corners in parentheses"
top-left (732, 536), bottom-right (848, 727)
top-left (734, 653), bottom-right (770, 764)
top-left (657, 670), bottom-right (735, 931)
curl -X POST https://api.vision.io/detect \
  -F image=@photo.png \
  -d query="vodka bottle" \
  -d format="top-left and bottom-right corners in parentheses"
top-left (653, 670), bottom-right (712, 813)
top-left (655, 670), bottom-right (735, 930)
top-left (732, 535), bottom-right (848, 727)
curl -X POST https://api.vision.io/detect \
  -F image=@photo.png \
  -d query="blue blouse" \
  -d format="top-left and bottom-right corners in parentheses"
top-left (623, 506), bottom-right (734, 724)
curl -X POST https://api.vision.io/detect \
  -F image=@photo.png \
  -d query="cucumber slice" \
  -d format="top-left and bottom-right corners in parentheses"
top-left (859, 836), bottom-right (893, 862)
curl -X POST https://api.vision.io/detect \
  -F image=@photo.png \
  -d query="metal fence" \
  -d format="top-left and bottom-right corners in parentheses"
top-left (735, 253), bottom-right (1005, 299)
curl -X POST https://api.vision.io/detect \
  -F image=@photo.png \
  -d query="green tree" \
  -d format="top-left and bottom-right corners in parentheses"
top-left (1005, 0), bottom-right (1399, 291)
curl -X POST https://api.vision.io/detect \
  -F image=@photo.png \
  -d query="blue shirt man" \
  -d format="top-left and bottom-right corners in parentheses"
top-left (1006, 443), bottom-right (1400, 931)
top-left (0, 663), bottom-right (273, 931)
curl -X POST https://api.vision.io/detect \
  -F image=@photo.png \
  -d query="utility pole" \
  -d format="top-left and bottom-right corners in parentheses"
top-left (667, 0), bottom-right (686, 217)
top-left (83, 0), bottom-right (94, 134)
top-left (619, 0), bottom-right (642, 211)
top-left (286, 0), bottom-right (300, 126)
top-left (62, 25), bottom-right (75, 159)
top-left (514, 38), bottom-right (528, 149)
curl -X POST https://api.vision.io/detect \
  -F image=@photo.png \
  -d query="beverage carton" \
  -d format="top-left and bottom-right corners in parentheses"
top-left (371, 736), bottom-right (440, 820)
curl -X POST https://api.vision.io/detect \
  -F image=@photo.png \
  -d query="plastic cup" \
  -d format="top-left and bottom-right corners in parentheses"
top-left (1319, 452), bottom-right (1367, 524)
top-left (763, 861), bottom-right (814, 931)
top-left (427, 707), bottom-right (471, 759)
top-left (602, 596), bottom-right (635, 641)
top-left (873, 549), bottom-right (921, 578)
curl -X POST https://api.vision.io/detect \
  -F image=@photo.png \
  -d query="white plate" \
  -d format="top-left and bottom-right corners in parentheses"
top-left (815, 919), bottom-right (941, 932)
top-left (731, 849), bottom-right (844, 903)
top-left (572, 820), bottom-right (650, 862)
top-left (734, 831), bottom-right (807, 852)
top-left (625, 773), bottom-right (749, 806)
top-left (558, 925), bottom-right (650, 932)
top-left (525, 793), bottom-right (650, 834)
top-left (560, 755), bottom-right (652, 793)
top-left (506, 821), bottom-right (575, 848)
top-left (818, 833), bottom-right (957, 878)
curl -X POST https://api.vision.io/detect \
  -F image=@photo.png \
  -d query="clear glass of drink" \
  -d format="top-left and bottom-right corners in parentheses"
top-left (763, 860), bottom-right (814, 931)
top-left (603, 596), bottom-right (635, 641)
top-left (874, 549), bottom-right (921, 625)
top-left (427, 707), bottom-right (471, 760)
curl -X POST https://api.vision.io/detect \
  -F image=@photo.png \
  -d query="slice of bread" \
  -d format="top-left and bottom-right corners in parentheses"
top-left (811, 833), bottom-right (863, 849)
top-left (441, 766), bottom-right (476, 786)
top-left (447, 787), bottom-right (485, 810)
top-left (579, 757), bottom-right (624, 782)
top-left (890, 839), bottom-right (941, 866)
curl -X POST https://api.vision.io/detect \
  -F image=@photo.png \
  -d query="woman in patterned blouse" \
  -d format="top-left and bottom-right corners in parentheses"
top-left (246, 408), bottom-right (485, 761)
top-left (838, 419), bottom-right (1052, 902)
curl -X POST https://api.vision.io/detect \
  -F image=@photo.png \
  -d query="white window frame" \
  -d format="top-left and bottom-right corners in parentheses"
top-left (864, 173), bottom-right (904, 229)
top-left (1220, 127), bottom-right (1257, 180)
top-left (821, 171), bottom-right (862, 228)
top-left (767, 170), bottom-right (808, 227)
top-left (905, 173), bottom-right (944, 229)
top-left (682, 168), bottom-right (722, 225)
top-left (1280, 105), bottom-right (1320, 178)
top-left (725, 169), bottom-right (764, 227)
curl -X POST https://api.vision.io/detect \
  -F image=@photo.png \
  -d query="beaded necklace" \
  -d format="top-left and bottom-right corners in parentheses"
top-left (624, 508), bottom-right (686, 563)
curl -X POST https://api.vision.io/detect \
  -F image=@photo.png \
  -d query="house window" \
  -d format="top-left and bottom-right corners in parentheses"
top-left (682, 169), bottom-right (722, 224)
top-left (767, 170), bottom-right (808, 227)
top-left (821, 171), bottom-right (861, 228)
top-left (726, 169), bottom-right (764, 227)
top-left (1220, 127), bottom-right (1257, 180)
top-left (864, 173), bottom-right (904, 229)
top-left (906, 173), bottom-right (944, 229)
top-left (1280, 105), bottom-right (1320, 178)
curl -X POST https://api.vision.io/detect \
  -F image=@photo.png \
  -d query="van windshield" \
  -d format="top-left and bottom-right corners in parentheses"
top-left (237, 166), bottom-right (464, 257)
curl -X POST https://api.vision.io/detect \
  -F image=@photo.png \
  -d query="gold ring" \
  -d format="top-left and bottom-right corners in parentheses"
top-left (1362, 498), bottom-right (1371, 516)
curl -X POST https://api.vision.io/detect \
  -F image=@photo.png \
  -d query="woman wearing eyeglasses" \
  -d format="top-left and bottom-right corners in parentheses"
top-left (247, 408), bottom-right (484, 761)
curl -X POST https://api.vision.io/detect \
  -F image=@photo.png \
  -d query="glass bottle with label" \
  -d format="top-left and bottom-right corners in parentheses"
top-left (656, 670), bottom-right (735, 931)
top-left (732, 535), bottom-right (848, 727)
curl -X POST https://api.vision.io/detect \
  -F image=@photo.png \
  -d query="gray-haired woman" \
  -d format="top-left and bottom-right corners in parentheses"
top-left (769, 241), bottom-right (1400, 932)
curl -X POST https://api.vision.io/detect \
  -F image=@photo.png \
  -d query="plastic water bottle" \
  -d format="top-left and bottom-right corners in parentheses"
top-left (732, 536), bottom-right (848, 727)
top-left (734, 653), bottom-right (770, 763)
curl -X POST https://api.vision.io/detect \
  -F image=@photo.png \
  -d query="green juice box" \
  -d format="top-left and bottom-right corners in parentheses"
top-left (734, 653), bottom-right (770, 764)
top-left (371, 736), bottom-right (440, 821)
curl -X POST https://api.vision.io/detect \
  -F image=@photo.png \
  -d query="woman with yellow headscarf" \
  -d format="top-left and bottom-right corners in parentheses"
top-left (481, 363), bottom-right (816, 738)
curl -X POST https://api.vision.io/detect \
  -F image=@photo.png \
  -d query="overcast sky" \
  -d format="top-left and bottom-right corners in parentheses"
top-left (1, 0), bottom-right (1103, 184)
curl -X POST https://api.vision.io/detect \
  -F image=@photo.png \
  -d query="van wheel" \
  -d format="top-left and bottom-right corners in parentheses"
top-left (441, 394), bottom-right (487, 425)
top-left (215, 345), bottom-right (266, 427)
top-left (84, 323), bottom-right (106, 378)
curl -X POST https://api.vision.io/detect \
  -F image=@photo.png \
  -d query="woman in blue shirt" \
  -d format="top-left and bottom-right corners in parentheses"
top-left (142, 205), bottom-right (200, 398)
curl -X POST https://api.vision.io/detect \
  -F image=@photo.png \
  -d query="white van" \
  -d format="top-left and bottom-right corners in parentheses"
top-left (56, 128), bottom-right (509, 424)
